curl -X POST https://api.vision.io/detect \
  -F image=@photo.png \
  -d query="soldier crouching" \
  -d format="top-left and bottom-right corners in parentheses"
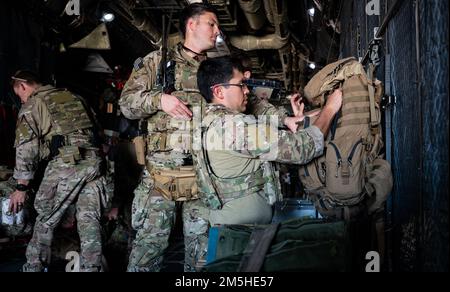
top-left (9, 70), bottom-right (111, 272)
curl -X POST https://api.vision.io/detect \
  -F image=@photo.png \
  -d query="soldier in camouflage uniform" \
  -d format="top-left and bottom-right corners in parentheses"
top-left (119, 3), bottom-right (221, 272)
top-left (9, 70), bottom-right (110, 272)
top-left (195, 57), bottom-right (343, 225)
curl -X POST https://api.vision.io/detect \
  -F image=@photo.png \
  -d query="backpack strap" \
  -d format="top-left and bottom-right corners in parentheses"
top-left (237, 223), bottom-right (280, 272)
top-left (330, 110), bottom-right (341, 140)
top-left (196, 106), bottom-right (225, 210)
top-left (329, 83), bottom-right (343, 140)
top-left (367, 64), bottom-right (378, 128)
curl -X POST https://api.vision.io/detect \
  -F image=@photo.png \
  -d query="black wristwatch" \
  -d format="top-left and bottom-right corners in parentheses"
top-left (15, 184), bottom-right (29, 192)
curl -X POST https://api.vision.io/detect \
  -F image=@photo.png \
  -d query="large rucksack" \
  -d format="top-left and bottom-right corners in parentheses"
top-left (299, 57), bottom-right (393, 221)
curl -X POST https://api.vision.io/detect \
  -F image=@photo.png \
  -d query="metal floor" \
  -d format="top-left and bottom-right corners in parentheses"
top-left (1, 199), bottom-right (317, 272)
top-left (0, 216), bottom-right (186, 272)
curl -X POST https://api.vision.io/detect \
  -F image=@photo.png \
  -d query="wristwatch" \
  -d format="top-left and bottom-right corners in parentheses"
top-left (15, 184), bottom-right (29, 192)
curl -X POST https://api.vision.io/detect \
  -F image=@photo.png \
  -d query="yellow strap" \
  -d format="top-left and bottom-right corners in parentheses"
top-left (159, 133), bottom-right (167, 151)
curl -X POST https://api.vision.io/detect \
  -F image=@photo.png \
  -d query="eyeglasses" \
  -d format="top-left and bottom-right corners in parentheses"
top-left (210, 83), bottom-right (248, 90)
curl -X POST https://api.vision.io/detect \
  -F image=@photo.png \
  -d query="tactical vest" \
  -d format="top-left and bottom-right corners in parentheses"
top-left (299, 58), bottom-right (393, 220)
top-left (39, 87), bottom-right (94, 163)
top-left (195, 105), bottom-right (282, 210)
top-left (40, 88), bottom-right (93, 136)
top-left (145, 48), bottom-right (203, 169)
top-left (142, 46), bottom-right (204, 201)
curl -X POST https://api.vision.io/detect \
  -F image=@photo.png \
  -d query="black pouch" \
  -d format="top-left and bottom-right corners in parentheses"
top-left (49, 135), bottom-right (65, 158)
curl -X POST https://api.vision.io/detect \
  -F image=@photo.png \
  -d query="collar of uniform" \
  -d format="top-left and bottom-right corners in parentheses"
top-left (177, 43), bottom-right (206, 65)
top-left (205, 103), bottom-right (239, 115)
top-left (29, 85), bottom-right (55, 98)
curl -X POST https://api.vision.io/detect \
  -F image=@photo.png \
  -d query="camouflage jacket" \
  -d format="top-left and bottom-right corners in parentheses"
top-left (119, 43), bottom-right (185, 120)
top-left (195, 103), bottom-right (324, 208)
top-left (245, 93), bottom-right (288, 126)
top-left (13, 85), bottom-right (94, 180)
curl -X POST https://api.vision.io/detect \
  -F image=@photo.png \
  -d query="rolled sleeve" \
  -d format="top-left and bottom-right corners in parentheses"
top-left (277, 109), bottom-right (288, 127)
top-left (151, 92), bottom-right (163, 111)
top-left (303, 125), bottom-right (324, 156)
top-left (13, 170), bottom-right (35, 181)
top-left (13, 140), bottom-right (40, 181)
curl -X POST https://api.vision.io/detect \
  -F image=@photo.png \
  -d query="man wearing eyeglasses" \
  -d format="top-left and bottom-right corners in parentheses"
top-left (195, 56), bottom-right (343, 226)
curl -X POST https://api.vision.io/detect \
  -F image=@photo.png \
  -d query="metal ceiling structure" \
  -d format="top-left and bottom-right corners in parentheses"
top-left (7, 0), bottom-right (342, 93)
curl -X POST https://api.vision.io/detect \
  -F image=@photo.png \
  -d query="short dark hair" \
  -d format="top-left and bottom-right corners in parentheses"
top-left (11, 70), bottom-right (41, 87)
top-left (179, 3), bottom-right (217, 39)
top-left (232, 52), bottom-right (252, 72)
top-left (197, 57), bottom-right (244, 103)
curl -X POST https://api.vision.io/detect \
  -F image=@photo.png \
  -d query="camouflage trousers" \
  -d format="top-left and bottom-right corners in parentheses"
top-left (23, 158), bottom-right (108, 272)
top-left (127, 174), bottom-right (210, 272)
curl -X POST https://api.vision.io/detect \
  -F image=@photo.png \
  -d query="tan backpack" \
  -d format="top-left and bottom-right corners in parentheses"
top-left (299, 57), bottom-right (393, 220)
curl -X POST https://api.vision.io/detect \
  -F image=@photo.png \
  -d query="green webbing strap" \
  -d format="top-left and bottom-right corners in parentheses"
top-left (367, 64), bottom-right (378, 127)
top-left (237, 223), bottom-right (280, 272)
top-left (198, 109), bottom-right (225, 209)
top-left (338, 118), bottom-right (370, 128)
top-left (341, 106), bottom-right (371, 116)
top-left (344, 95), bottom-right (370, 103)
top-left (337, 118), bottom-right (371, 127)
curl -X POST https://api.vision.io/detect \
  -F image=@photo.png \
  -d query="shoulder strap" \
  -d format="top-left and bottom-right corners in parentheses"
top-left (162, 59), bottom-right (176, 94)
top-left (201, 116), bottom-right (220, 178)
top-left (237, 223), bottom-right (280, 272)
top-left (330, 109), bottom-right (341, 140)
top-left (194, 108), bottom-right (227, 209)
top-left (201, 108), bottom-right (231, 178)
top-left (327, 84), bottom-right (342, 141)
top-left (367, 64), bottom-right (378, 128)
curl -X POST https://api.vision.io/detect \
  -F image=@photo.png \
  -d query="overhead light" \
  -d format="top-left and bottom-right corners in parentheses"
top-left (308, 8), bottom-right (315, 17)
top-left (101, 12), bottom-right (115, 22)
top-left (308, 62), bottom-right (316, 70)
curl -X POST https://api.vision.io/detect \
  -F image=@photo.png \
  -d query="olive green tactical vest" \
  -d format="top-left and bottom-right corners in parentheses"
top-left (38, 88), bottom-right (93, 136)
top-left (146, 48), bottom-right (203, 167)
top-left (195, 105), bottom-right (282, 210)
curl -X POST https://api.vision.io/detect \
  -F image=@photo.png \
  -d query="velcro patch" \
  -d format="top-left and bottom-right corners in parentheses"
top-left (133, 57), bottom-right (144, 71)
